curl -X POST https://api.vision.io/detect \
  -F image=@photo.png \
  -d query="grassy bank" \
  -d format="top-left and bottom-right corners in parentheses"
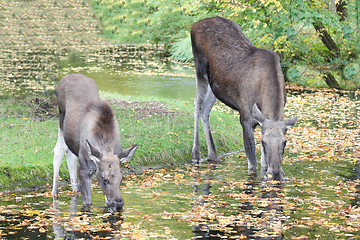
top-left (0, 92), bottom-right (243, 188)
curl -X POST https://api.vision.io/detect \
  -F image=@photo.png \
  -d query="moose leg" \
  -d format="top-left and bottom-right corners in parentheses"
top-left (52, 128), bottom-right (67, 196)
top-left (78, 168), bottom-right (93, 208)
top-left (192, 75), bottom-right (220, 162)
top-left (78, 157), bottom-right (96, 208)
top-left (241, 120), bottom-right (258, 172)
top-left (65, 149), bottom-right (78, 192)
top-left (192, 76), bottom-right (207, 162)
top-left (200, 85), bottom-right (219, 162)
top-left (260, 143), bottom-right (267, 169)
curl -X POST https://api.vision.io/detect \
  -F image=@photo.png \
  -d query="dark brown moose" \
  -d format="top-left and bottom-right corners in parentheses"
top-left (51, 74), bottom-right (138, 212)
top-left (190, 17), bottom-right (298, 180)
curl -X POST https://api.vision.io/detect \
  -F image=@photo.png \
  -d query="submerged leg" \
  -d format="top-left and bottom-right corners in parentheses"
top-left (78, 155), bottom-right (96, 208)
top-left (52, 128), bottom-right (67, 196)
top-left (66, 149), bottom-right (78, 192)
top-left (260, 142), bottom-right (268, 166)
top-left (260, 143), bottom-right (268, 176)
top-left (241, 119), bottom-right (258, 172)
top-left (78, 169), bottom-right (93, 208)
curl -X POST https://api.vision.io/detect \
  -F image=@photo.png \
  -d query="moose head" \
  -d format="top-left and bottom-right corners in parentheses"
top-left (86, 140), bottom-right (138, 212)
top-left (253, 104), bottom-right (297, 181)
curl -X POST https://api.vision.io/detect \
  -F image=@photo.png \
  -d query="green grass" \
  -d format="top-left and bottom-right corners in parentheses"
top-left (0, 92), bottom-right (243, 188)
top-left (100, 91), bottom-right (242, 166)
top-left (0, 95), bottom-right (60, 188)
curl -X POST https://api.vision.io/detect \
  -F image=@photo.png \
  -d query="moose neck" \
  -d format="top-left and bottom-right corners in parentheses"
top-left (258, 83), bottom-right (285, 122)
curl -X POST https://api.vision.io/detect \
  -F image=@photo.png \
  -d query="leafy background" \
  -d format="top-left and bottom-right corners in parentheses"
top-left (92, 0), bottom-right (359, 88)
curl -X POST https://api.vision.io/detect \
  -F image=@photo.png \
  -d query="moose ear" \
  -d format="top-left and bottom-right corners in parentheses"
top-left (86, 139), bottom-right (102, 165)
top-left (253, 104), bottom-right (266, 126)
top-left (118, 144), bottom-right (138, 164)
top-left (284, 116), bottom-right (298, 129)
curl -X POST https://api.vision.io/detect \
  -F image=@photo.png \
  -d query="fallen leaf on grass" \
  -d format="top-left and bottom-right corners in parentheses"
top-left (163, 226), bottom-right (171, 235)
top-left (152, 191), bottom-right (161, 198)
top-left (143, 214), bottom-right (154, 220)
top-left (292, 236), bottom-right (308, 240)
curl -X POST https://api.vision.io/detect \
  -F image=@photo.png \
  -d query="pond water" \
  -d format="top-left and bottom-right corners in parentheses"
top-left (85, 71), bottom-right (196, 101)
top-left (0, 45), bottom-right (196, 100)
top-left (0, 154), bottom-right (359, 239)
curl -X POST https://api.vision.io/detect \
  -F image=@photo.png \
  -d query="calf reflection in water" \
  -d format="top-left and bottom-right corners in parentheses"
top-left (191, 164), bottom-right (285, 239)
top-left (52, 195), bottom-right (122, 239)
top-left (51, 74), bottom-right (138, 212)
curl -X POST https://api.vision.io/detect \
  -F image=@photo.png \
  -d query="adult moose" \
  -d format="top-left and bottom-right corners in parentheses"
top-left (52, 74), bottom-right (138, 212)
top-left (191, 17), bottom-right (298, 180)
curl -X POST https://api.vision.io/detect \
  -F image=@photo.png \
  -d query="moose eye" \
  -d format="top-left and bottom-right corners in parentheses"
top-left (103, 178), bottom-right (110, 185)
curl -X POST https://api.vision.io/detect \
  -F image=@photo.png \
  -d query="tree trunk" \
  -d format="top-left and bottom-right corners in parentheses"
top-left (336, 0), bottom-right (347, 21)
top-left (312, 21), bottom-right (341, 88)
top-left (329, 0), bottom-right (336, 12)
top-left (323, 71), bottom-right (341, 89)
top-left (312, 21), bottom-right (339, 57)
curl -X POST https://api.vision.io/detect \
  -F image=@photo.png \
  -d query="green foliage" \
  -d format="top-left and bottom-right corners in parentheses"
top-left (170, 34), bottom-right (193, 62)
top-left (212, 0), bottom-right (358, 83)
top-left (92, 0), bottom-right (359, 88)
top-left (91, 0), bottom-right (216, 60)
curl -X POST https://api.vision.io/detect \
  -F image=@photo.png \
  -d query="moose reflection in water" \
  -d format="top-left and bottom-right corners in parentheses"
top-left (52, 74), bottom-right (138, 212)
top-left (52, 195), bottom-right (122, 239)
top-left (190, 17), bottom-right (297, 180)
top-left (191, 164), bottom-right (285, 239)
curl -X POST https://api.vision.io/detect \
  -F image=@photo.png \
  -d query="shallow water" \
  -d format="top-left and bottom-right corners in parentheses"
top-left (1, 153), bottom-right (359, 239)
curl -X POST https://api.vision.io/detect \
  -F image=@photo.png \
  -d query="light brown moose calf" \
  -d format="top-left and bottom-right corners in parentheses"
top-left (191, 17), bottom-right (298, 180)
top-left (52, 74), bottom-right (138, 212)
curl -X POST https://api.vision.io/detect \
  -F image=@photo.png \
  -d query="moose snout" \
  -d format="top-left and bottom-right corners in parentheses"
top-left (108, 198), bottom-right (124, 212)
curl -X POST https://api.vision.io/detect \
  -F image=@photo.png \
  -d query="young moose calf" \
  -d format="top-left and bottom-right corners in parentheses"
top-left (191, 17), bottom-right (298, 180)
top-left (52, 74), bottom-right (138, 212)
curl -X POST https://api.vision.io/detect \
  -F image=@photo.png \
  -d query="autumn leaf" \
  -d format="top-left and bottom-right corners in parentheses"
top-left (152, 191), bottom-right (161, 198)
top-left (143, 214), bottom-right (154, 220)
top-left (292, 236), bottom-right (308, 240)
top-left (163, 226), bottom-right (171, 235)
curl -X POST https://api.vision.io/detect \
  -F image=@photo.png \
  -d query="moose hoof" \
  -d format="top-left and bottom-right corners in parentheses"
top-left (248, 167), bottom-right (258, 174)
top-left (81, 205), bottom-right (92, 212)
top-left (191, 158), bottom-right (201, 164)
top-left (51, 190), bottom-right (59, 197)
top-left (191, 151), bottom-right (201, 162)
top-left (206, 157), bottom-right (220, 164)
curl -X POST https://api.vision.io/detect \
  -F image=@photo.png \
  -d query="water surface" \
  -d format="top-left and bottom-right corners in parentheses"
top-left (84, 71), bottom-right (196, 101)
top-left (0, 45), bottom-right (197, 100)
top-left (0, 153), bottom-right (359, 239)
